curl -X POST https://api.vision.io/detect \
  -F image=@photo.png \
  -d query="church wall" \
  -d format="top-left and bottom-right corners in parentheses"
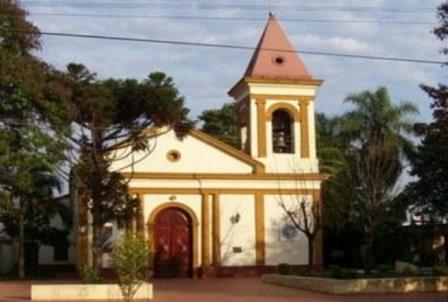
top-left (247, 83), bottom-right (317, 97)
top-left (110, 130), bottom-right (253, 174)
top-left (249, 100), bottom-right (258, 158)
top-left (264, 194), bottom-right (311, 265)
top-left (219, 194), bottom-right (256, 266)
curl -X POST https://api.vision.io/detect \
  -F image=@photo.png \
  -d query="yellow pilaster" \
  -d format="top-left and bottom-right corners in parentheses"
top-left (201, 193), bottom-right (211, 267)
top-left (212, 193), bottom-right (221, 266)
top-left (255, 192), bottom-right (266, 265)
top-left (255, 97), bottom-right (267, 158)
top-left (299, 100), bottom-right (310, 158)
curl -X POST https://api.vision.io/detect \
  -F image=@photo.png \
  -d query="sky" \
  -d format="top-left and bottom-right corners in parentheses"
top-left (21, 0), bottom-right (446, 124)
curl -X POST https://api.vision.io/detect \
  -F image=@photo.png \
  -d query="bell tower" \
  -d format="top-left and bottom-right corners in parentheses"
top-left (228, 13), bottom-right (323, 173)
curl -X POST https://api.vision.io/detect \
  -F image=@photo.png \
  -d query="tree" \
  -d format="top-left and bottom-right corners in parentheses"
top-left (0, 0), bottom-right (68, 278)
top-left (0, 166), bottom-right (72, 272)
top-left (277, 113), bottom-right (348, 270)
top-left (339, 86), bottom-right (418, 273)
top-left (199, 102), bottom-right (240, 148)
top-left (406, 2), bottom-right (448, 223)
top-left (315, 113), bottom-right (355, 238)
top-left (279, 194), bottom-right (322, 271)
top-left (112, 234), bottom-right (150, 302)
top-left (62, 64), bottom-right (191, 272)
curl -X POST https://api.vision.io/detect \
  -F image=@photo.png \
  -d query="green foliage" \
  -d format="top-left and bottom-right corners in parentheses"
top-left (377, 264), bottom-right (393, 274)
top-left (0, 0), bottom-right (40, 53)
top-left (315, 113), bottom-right (347, 175)
top-left (81, 266), bottom-right (101, 284)
top-left (325, 266), bottom-right (358, 279)
top-left (199, 102), bottom-right (240, 149)
top-left (111, 234), bottom-right (150, 302)
top-left (315, 113), bottom-right (352, 232)
top-left (0, 1), bottom-right (70, 278)
top-left (277, 263), bottom-right (293, 275)
top-left (320, 87), bottom-right (418, 273)
top-left (62, 63), bottom-right (191, 270)
top-left (406, 3), bottom-right (448, 225)
top-left (434, 265), bottom-right (448, 276)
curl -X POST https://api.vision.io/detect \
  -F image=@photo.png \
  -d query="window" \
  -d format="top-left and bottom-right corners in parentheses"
top-left (272, 109), bottom-right (294, 153)
top-left (166, 150), bottom-right (181, 162)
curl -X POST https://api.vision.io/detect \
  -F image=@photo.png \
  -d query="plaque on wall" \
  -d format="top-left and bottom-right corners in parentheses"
top-left (279, 223), bottom-right (300, 241)
top-left (232, 246), bottom-right (243, 253)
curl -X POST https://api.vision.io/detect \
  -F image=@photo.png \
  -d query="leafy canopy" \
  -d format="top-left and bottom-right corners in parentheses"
top-left (199, 102), bottom-right (240, 148)
top-left (405, 2), bottom-right (448, 221)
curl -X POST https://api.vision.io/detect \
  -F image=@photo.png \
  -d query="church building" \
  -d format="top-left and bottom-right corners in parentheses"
top-left (75, 13), bottom-right (326, 278)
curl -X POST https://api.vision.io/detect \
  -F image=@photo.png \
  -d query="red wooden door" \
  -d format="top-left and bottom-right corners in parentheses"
top-left (153, 208), bottom-right (193, 277)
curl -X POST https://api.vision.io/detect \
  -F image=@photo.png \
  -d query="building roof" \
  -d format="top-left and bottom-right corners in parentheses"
top-left (244, 13), bottom-right (313, 81)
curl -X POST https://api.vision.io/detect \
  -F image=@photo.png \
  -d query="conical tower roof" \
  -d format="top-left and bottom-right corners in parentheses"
top-left (244, 13), bottom-right (313, 80)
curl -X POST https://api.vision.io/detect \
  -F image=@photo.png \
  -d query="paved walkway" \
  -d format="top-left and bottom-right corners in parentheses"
top-left (0, 278), bottom-right (447, 302)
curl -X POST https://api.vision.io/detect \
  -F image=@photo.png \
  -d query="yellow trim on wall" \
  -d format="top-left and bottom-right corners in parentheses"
top-left (201, 193), bottom-right (211, 267)
top-left (137, 193), bottom-right (145, 234)
top-left (266, 102), bottom-right (300, 122)
top-left (255, 192), bottom-right (265, 265)
top-left (212, 193), bottom-right (221, 266)
top-left (255, 97), bottom-right (267, 158)
top-left (252, 94), bottom-right (315, 102)
top-left (130, 188), bottom-right (320, 195)
top-left (147, 202), bottom-right (200, 271)
top-left (121, 172), bottom-right (328, 181)
top-left (299, 100), bottom-right (310, 158)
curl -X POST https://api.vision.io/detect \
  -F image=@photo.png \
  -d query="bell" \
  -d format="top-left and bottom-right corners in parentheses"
top-left (276, 131), bottom-right (287, 148)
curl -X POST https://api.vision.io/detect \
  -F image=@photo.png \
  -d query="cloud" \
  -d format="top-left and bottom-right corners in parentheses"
top-left (25, 0), bottom-right (445, 121)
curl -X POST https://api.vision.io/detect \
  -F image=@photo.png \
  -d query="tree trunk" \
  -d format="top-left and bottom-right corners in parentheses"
top-left (363, 227), bottom-right (374, 275)
top-left (92, 220), bottom-right (103, 272)
top-left (307, 235), bottom-right (314, 272)
top-left (17, 203), bottom-right (25, 279)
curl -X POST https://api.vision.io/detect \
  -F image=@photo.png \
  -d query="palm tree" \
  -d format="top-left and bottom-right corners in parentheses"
top-left (341, 86), bottom-right (418, 156)
top-left (338, 86), bottom-right (418, 273)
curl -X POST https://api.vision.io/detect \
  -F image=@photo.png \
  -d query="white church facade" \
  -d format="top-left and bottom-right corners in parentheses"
top-left (38, 14), bottom-right (327, 278)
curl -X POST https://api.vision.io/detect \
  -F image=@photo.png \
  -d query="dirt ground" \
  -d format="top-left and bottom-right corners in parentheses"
top-left (0, 278), bottom-right (447, 302)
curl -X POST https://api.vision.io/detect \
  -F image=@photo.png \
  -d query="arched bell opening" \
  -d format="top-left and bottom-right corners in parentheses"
top-left (271, 109), bottom-right (295, 154)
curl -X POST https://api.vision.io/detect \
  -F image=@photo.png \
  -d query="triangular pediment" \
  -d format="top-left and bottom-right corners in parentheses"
top-left (110, 129), bottom-right (264, 175)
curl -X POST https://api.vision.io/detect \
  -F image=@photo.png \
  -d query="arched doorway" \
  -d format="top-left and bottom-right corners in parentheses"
top-left (153, 207), bottom-right (193, 278)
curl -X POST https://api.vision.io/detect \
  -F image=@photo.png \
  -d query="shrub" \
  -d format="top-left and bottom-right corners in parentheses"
top-left (111, 234), bottom-right (150, 302)
top-left (81, 266), bottom-right (101, 284)
top-left (434, 265), bottom-right (448, 276)
top-left (327, 266), bottom-right (357, 279)
top-left (377, 264), bottom-right (393, 274)
top-left (278, 263), bottom-right (293, 275)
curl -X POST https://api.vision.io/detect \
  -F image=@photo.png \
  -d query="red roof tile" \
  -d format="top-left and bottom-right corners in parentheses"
top-left (244, 13), bottom-right (313, 81)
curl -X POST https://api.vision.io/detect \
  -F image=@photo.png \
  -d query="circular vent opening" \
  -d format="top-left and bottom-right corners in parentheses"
top-left (166, 150), bottom-right (181, 162)
top-left (273, 56), bottom-right (285, 65)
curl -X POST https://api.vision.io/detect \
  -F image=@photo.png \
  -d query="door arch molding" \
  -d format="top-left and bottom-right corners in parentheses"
top-left (148, 202), bottom-right (199, 276)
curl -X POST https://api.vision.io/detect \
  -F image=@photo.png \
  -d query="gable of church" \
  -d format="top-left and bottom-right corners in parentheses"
top-left (110, 129), bottom-right (264, 175)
